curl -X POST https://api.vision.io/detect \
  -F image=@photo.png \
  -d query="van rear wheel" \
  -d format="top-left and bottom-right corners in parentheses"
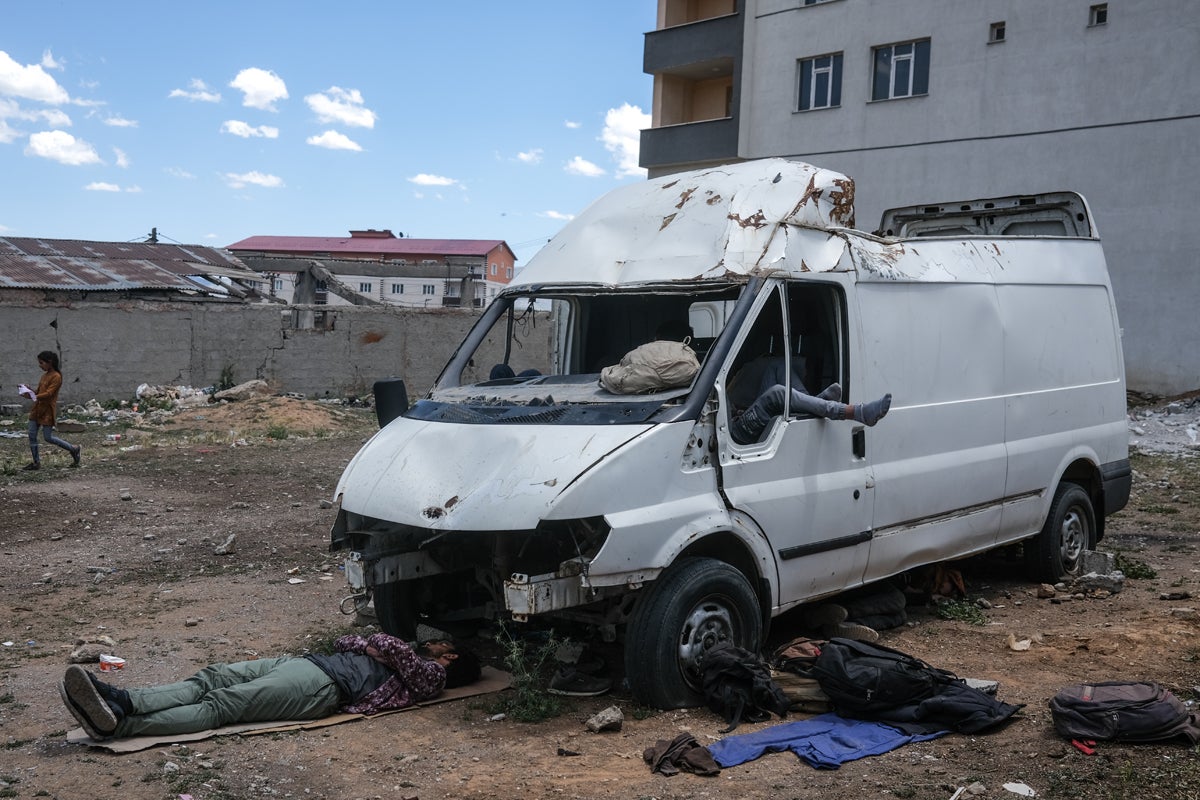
top-left (624, 557), bottom-right (761, 709)
top-left (1025, 482), bottom-right (1096, 583)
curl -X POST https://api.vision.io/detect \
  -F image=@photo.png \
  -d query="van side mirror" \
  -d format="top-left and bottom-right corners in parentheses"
top-left (373, 378), bottom-right (409, 428)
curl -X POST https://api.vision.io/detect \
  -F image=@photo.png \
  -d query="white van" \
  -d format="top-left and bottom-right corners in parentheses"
top-left (330, 158), bottom-right (1130, 708)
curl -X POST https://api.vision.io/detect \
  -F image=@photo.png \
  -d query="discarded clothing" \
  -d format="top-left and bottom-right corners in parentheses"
top-left (643, 732), bottom-right (721, 776)
top-left (706, 712), bottom-right (947, 770)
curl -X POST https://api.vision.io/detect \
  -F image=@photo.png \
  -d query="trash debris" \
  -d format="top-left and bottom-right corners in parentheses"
top-left (287, 577), bottom-right (306, 584)
top-left (99, 654), bottom-right (127, 671)
top-left (214, 533), bottom-right (237, 555)
top-left (1007, 633), bottom-right (1038, 651)
top-left (1003, 782), bottom-right (1036, 797)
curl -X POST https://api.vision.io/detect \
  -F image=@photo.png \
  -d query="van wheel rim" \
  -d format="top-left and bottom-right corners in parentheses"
top-left (678, 600), bottom-right (734, 680)
top-left (1060, 508), bottom-right (1086, 565)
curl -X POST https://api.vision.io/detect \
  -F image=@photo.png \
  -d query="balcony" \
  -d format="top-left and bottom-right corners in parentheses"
top-left (644, 11), bottom-right (740, 78)
top-left (640, 116), bottom-right (739, 171)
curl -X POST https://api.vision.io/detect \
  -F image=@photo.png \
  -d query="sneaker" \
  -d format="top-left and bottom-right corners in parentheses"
top-left (21, 463), bottom-right (39, 471)
top-left (548, 667), bottom-right (612, 697)
top-left (87, 670), bottom-right (132, 716)
top-left (832, 622), bottom-right (880, 643)
top-left (62, 665), bottom-right (118, 738)
top-left (71, 445), bottom-right (82, 467)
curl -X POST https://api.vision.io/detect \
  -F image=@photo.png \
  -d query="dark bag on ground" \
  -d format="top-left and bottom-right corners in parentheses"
top-left (812, 637), bottom-right (957, 714)
top-left (813, 637), bottom-right (1023, 734)
top-left (1049, 681), bottom-right (1200, 744)
top-left (700, 641), bottom-right (791, 733)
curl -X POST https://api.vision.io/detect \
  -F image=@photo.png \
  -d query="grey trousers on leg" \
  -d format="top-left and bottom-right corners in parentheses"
top-left (115, 657), bottom-right (341, 737)
top-left (730, 385), bottom-right (843, 444)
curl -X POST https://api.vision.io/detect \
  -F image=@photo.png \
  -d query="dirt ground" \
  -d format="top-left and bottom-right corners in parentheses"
top-left (1, 394), bottom-right (1198, 800)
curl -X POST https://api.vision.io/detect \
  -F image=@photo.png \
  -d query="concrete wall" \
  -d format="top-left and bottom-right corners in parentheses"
top-left (0, 297), bottom-right (554, 405)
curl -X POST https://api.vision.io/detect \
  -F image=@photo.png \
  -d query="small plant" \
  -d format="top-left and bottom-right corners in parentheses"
top-left (266, 424), bottom-right (290, 440)
top-left (935, 598), bottom-right (987, 625)
top-left (487, 627), bottom-right (564, 723)
top-left (1115, 552), bottom-right (1157, 579)
top-left (218, 363), bottom-right (236, 391)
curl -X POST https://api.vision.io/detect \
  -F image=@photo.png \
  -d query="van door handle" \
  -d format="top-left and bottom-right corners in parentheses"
top-left (852, 426), bottom-right (866, 459)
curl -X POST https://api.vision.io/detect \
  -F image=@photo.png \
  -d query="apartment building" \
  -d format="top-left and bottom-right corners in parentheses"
top-left (641, 0), bottom-right (1200, 394)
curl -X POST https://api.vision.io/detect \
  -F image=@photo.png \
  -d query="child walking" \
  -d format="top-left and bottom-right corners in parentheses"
top-left (19, 350), bottom-right (81, 471)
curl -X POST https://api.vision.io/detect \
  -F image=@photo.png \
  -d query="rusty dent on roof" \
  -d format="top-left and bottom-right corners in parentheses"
top-left (674, 187), bottom-right (696, 209)
top-left (660, 213), bottom-right (678, 231)
top-left (728, 210), bottom-right (768, 230)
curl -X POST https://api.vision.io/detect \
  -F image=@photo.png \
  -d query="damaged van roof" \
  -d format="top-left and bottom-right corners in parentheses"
top-left (515, 159), bottom-right (856, 287)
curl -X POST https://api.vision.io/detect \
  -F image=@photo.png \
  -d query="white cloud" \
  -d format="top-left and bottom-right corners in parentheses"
top-left (565, 120), bottom-right (581, 129)
top-left (169, 78), bottom-right (221, 103)
top-left (305, 86), bottom-right (376, 128)
top-left (41, 50), bottom-right (63, 71)
top-left (601, 103), bottom-right (650, 178)
top-left (103, 115), bottom-right (138, 128)
top-left (85, 182), bottom-right (120, 192)
top-left (221, 120), bottom-right (280, 139)
top-left (0, 118), bottom-right (16, 144)
top-left (230, 68), bottom-right (288, 111)
top-left (539, 210), bottom-right (574, 221)
top-left (409, 173), bottom-right (458, 187)
top-left (113, 147), bottom-right (129, 167)
top-left (565, 156), bottom-right (604, 177)
top-left (25, 130), bottom-right (101, 165)
top-left (307, 130), bottom-right (362, 151)
top-left (166, 167), bottom-right (195, 179)
top-left (0, 50), bottom-right (70, 104)
top-left (0, 97), bottom-right (71, 128)
top-left (125, 185), bottom-right (142, 193)
top-left (517, 148), bottom-right (543, 164)
top-left (223, 170), bottom-right (284, 189)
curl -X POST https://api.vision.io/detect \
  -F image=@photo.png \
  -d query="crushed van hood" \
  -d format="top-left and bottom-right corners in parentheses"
top-left (515, 158), bottom-right (854, 286)
top-left (334, 419), bottom-right (649, 530)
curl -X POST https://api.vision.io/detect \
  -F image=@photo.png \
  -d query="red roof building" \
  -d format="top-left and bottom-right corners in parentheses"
top-left (226, 229), bottom-right (516, 309)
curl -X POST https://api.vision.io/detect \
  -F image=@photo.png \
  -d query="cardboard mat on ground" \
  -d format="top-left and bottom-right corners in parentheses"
top-left (66, 666), bottom-right (512, 753)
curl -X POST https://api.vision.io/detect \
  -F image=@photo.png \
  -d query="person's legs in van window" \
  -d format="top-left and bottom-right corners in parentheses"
top-left (730, 384), bottom-right (891, 445)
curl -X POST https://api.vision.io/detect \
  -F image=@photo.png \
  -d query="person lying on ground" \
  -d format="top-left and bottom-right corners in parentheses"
top-left (59, 634), bottom-right (480, 741)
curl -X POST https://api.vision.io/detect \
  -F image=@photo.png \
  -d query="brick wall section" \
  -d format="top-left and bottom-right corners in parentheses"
top-left (0, 298), bottom-right (553, 405)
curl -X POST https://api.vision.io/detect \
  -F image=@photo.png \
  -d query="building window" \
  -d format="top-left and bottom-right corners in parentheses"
top-left (273, 279), bottom-right (283, 292)
top-left (1089, 4), bottom-right (1107, 26)
top-left (797, 53), bottom-right (843, 111)
top-left (490, 263), bottom-right (498, 276)
top-left (359, 282), bottom-right (372, 293)
top-left (506, 266), bottom-right (513, 279)
top-left (422, 284), bottom-right (435, 295)
top-left (872, 40), bottom-right (930, 101)
top-left (391, 283), bottom-right (404, 294)
top-left (421, 259), bottom-right (438, 266)
top-left (989, 22), bottom-right (1005, 43)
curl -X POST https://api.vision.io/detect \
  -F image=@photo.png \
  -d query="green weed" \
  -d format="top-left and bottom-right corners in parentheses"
top-left (935, 598), bottom-right (987, 625)
top-left (1114, 552), bottom-right (1157, 579)
top-left (487, 627), bottom-right (564, 723)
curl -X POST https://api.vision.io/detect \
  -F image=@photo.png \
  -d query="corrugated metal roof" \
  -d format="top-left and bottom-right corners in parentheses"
top-left (0, 237), bottom-right (262, 294)
top-left (226, 235), bottom-right (511, 259)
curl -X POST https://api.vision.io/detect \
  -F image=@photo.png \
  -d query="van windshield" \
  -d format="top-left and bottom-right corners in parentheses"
top-left (410, 284), bottom-right (747, 425)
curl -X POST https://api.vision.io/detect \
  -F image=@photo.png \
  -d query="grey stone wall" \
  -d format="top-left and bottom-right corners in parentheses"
top-left (0, 298), bottom-right (553, 405)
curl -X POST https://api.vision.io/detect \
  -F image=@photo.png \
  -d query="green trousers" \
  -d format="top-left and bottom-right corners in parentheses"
top-left (116, 657), bottom-right (340, 737)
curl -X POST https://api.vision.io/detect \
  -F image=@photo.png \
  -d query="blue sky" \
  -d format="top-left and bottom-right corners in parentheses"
top-left (1, 1), bottom-right (654, 263)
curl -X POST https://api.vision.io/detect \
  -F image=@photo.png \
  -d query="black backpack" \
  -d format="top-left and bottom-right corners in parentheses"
top-left (699, 641), bottom-right (791, 733)
top-left (812, 637), bottom-right (959, 714)
top-left (1049, 682), bottom-right (1200, 745)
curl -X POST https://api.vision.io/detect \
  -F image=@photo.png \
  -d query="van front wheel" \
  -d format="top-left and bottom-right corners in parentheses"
top-left (1025, 482), bottom-right (1096, 583)
top-left (625, 557), bottom-right (762, 709)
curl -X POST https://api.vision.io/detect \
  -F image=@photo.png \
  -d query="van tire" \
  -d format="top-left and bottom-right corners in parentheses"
top-left (373, 581), bottom-right (418, 640)
top-left (624, 557), bottom-right (762, 709)
top-left (1025, 482), bottom-right (1096, 583)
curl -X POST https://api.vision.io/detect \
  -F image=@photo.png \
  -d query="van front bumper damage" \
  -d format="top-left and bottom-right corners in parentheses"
top-left (503, 561), bottom-right (662, 619)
